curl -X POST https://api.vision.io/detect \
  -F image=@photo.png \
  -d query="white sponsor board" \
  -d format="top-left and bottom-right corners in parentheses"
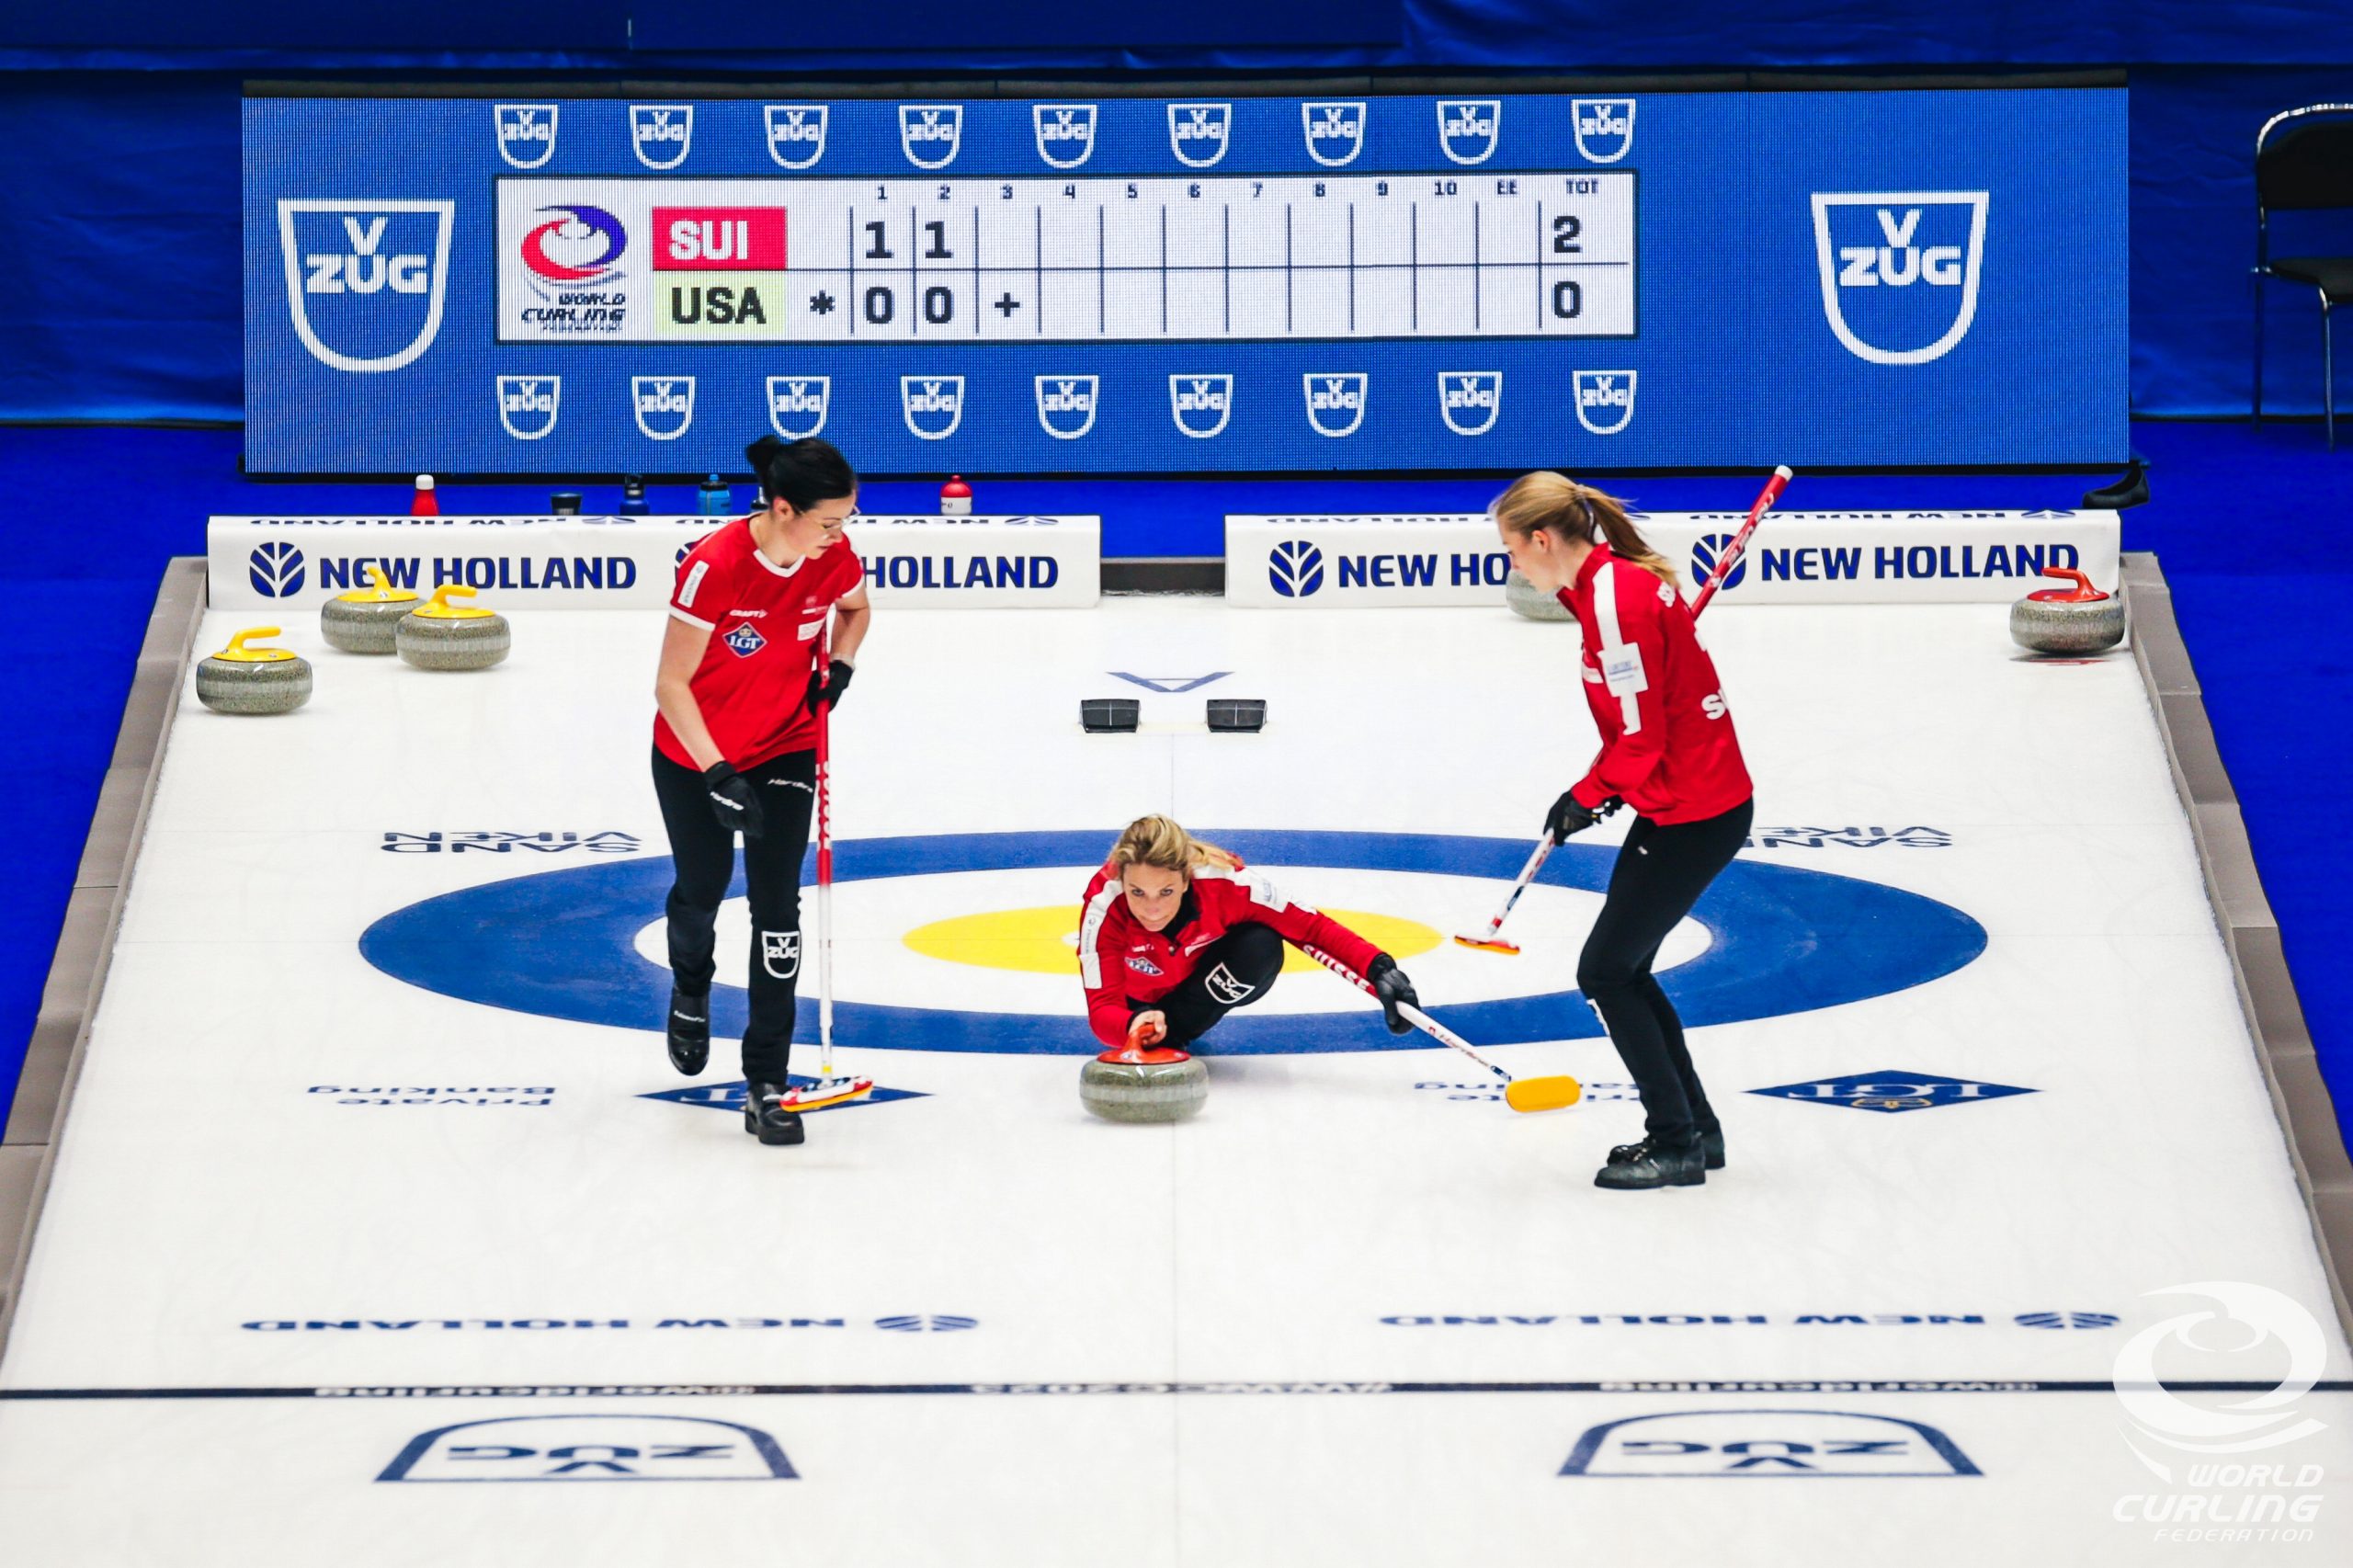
top-left (210, 514), bottom-right (1101, 611)
top-left (1227, 511), bottom-right (2120, 608)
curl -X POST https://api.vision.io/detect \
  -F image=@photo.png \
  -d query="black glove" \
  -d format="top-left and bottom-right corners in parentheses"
top-left (1366, 953), bottom-right (1420, 1037)
top-left (702, 761), bottom-right (765, 840)
top-left (1544, 790), bottom-right (1622, 845)
top-left (806, 658), bottom-right (854, 712)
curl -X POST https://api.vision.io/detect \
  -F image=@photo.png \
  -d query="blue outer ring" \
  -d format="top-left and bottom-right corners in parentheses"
top-left (358, 829), bottom-right (1986, 1056)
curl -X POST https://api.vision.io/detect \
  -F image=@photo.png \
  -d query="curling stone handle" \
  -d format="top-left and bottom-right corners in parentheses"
top-left (225, 627), bottom-right (281, 654)
top-left (366, 564), bottom-right (392, 591)
top-left (426, 585), bottom-right (477, 609)
top-left (2037, 566), bottom-right (2103, 601)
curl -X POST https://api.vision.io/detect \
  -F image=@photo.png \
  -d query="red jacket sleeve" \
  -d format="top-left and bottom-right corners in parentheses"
top-left (1077, 873), bottom-right (1132, 1048)
top-left (1575, 562), bottom-right (1674, 809)
top-left (1217, 866), bottom-right (1384, 978)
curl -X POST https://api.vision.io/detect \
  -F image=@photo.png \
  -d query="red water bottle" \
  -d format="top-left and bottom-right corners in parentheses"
top-left (411, 474), bottom-right (440, 517)
top-left (940, 475), bottom-right (972, 516)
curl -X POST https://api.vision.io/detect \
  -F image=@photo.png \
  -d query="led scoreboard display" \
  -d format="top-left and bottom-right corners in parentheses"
top-left (245, 91), bottom-right (2126, 473)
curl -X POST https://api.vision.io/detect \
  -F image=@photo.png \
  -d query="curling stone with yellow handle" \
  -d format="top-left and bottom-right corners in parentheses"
top-left (320, 564), bottom-right (421, 655)
top-left (396, 585), bottom-right (511, 672)
top-left (195, 628), bottom-right (313, 715)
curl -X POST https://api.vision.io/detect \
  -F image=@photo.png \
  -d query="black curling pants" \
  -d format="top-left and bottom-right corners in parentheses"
top-left (652, 745), bottom-right (817, 1083)
top-left (1138, 922), bottom-right (1286, 1050)
top-left (1576, 799), bottom-right (1754, 1153)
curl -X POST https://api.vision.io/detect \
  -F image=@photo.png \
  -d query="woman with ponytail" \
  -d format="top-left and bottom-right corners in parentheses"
top-left (1493, 472), bottom-right (1753, 1191)
top-left (1078, 815), bottom-right (1421, 1053)
top-left (652, 435), bottom-right (870, 1147)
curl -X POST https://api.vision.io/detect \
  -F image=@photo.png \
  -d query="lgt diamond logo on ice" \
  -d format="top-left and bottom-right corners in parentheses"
top-left (1573, 369), bottom-right (1637, 436)
top-left (899, 105), bottom-right (964, 169)
top-left (276, 200), bottom-right (454, 374)
top-left (1034, 374), bottom-right (1099, 439)
top-left (1438, 370), bottom-right (1502, 436)
top-left (722, 622), bottom-right (767, 658)
top-left (248, 542), bottom-right (306, 599)
top-left (1303, 101), bottom-right (1366, 166)
top-left (900, 376), bottom-right (966, 439)
top-left (1032, 104), bottom-right (1097, 169)
top-left (629, 105), bottom-right (694, 170)
top-left (1689, 532), bottom-right (1746, 594)
top-left (1268, 540), bottom-right (1325, 598)
top-left (1748, 1070), bottom-right (2035, 1114)
top-left (1810, 192), bottom-right (1989, 366)
top-left (379, 1415), bottom-right (794, 1483)
top-left (767, 375), bottom-right (830, 438)
top-left (1167, 102), bottom-right (1232, 167)
top-left (641, 1076), bottom-right (927, 1115)
top-left (875, 1314), bottom-right (979, 1333)
top-left (1572, 97), bottom-right (1637, 164)
top-left (496, 375), bottom-right (561, 441)
top-left (1303, 372), bottom-right (1368, 437)
top-left (631, 375), bottom-right (697, 441)
top-left (1437, 99), bottom-right (1500, 165)
top-left (494, 104), bottom-right (558, 169)
top-left (764, 105), bottom-right (829, 170)
top-left (2016, 1312), bottom-right (2120, 1330)
top-left (1169, 373), bottom-right (1233, 438)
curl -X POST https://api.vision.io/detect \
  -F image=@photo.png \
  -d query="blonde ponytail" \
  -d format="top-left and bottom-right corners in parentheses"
top-left (1108, 814), bottom-right (1238, 877)
top-left (1492, 471), bottom-right (1678, 592)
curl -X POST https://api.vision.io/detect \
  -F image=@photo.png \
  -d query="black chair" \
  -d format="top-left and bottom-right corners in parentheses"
top-left (2253, 104), bottom-right (2353, 449)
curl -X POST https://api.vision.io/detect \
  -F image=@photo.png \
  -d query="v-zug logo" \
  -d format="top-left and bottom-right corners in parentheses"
top-left (767, 375), bottom-right (830, 438)
top-left (494, 103), bottom-right (558, 169)
top-left (629, 104), bottom-right (694, 170)
top-left (1268, 540), bottom-right (1325, 598)
top-left (900, 376), bottom-right (965, 439)
top-left (1303, 101), bottom-right (1366, 166)
top-left (631, 376), bottom-right (696, 441)
top-left (1562, 1411), bottom-right (1981, 1477)
top-left (1438, 99), bottom-right (1500, 165)
top-left (379, 1415), bottom-right (796, 1483)
top-left (276, 200), bottom-right (454, 374)
top-left (1690, 532), bottom-right (1745, 594)
top-left (1811, 192), bottom-right (1989, 366)
top-left (1303, 372), bottom-right (1368, 437)
top-left (1168, 102), bottom-right (1232, 167)
top-left (1438, 370), bottom-right (1502, 436)
top-left (1168, 373), bottom-right (1233, 438)
top-left (1573, 369), bottom-right (1637, 436)
top-left (1572, 97), bottom-right (1637, 164)
top-left (764, 104), bottom-right (829, 170)
top-left (1033, 104), bottom-right (1097, 169)
top-left (899, 105), bottom-right (964, 170)
top-left (249, 542), bottom-right (305, 599)
top-left (1034, 374), bottom-right (1099, 439)
top-left (496, 375), bottom-right (561, 441)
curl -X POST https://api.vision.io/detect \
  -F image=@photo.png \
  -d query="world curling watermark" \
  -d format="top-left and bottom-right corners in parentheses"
top-left (2110, 1282), bottom-right (2332, 1545)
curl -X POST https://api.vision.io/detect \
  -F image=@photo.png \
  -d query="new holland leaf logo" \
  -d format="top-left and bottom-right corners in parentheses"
top-left (1268, 540), bottom-right (1325, 598)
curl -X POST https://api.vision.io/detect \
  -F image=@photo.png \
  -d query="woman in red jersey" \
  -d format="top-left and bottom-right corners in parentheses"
top-left (654, 435), bottom-right (870, 1147)
top-left (1494, 472), bottom-right (1755, 1191)
top-left (1079, 815), bottom-right (1420, 1053)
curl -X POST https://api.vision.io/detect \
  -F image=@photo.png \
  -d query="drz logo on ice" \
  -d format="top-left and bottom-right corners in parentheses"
top-left (249, 542), bottom-right (305, 599)
top-left (901, 376), bottom-right (966, 439)
top-left (1438, 371), bottom-right (1502, 436)
top-left (1573, 369), bottom-right (1637, 435)
top-left (1303, 101), bottom-right (1367, 166)
top-left (1268, 540), bottom-right (1325, 598)
top-left (764, 105), bottom-right (829, 169)
top-left (277, 200), bottom-right (454, 373)
top-left (767, 376), bottom-right (830, 438)
top-left (1168, 102), bottom-right (1232, 167)
top-left (1810, 192), bottom-right (1990, 366)
top-left (631, 376), bottom-right (696, 441)
top-left (496, 376), bottom-right (561, 441)
top-left (900, 105), bottom-right (963, 170)
top-left (630, 105), bottom-right (694, 170)
top-left (1561, 1411), bottom-right (1980, 1477)
top-left (1572, 98), bottom-right (1637, 164)
top-left (1169, 374), bottom-right (1233, 438)
top-left (1438, 99), bottom-right (1501, 165)
top-left (380, 1415), bottom-right (795, 1483)
top-left (1034, 375), bottom-right (1099, 439)
top-left (494, 104), bottom-right (558, 169)
top-left (1304, 373), bottom-right (1368, 437)
top-left (1033, 105), bottom-right (1097, 169)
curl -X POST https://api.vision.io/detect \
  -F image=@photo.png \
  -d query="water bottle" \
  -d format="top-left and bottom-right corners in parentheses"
top-left (698, 473), bottom-right (733, 516)
top-left (618, 475), bottom-right (649, 517)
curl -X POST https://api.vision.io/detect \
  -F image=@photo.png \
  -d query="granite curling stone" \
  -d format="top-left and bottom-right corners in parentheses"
top-left (2010, 566), bottom-right (2125, 655)
top-left (396, 584), bottom-right (511, 671)
top-left (320, 564), bottom-right (421, 654)
top-left (195, 627), bottom-right (312, 715)
top-left (1080, 1047), bottom-right (1209, 1124)
top-left (1504, 568), bottom-right (1576, 622)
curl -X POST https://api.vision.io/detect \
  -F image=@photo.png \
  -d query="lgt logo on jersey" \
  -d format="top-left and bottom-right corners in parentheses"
top-left (1438, 370), bottom-right (1502, 436)
top-left (494, 104), bottom-right (558, 169)
top-left (1811, 192), bottom-right (1989, 366)
top-left (900, 376), bottom-right (966, 439)
top-left (1034, 375), bottom-right (1099, 439)
top-left (764, 105), bottom-right (828, 170)
top-left (1561, 1411), bottom-right (1980, 1477)
top-left (1573, 369), bottom-right (1637, 436)
top-left (1033, 104), bottom-right (1097, 169)
top-left (722, 622), bottom-right (767, 658)
top-left (1303, 373), bottom-right (1368, 437)
top-left (1572, 97), bottom-right (1637, 164)
top-left (630, 105), bottom-right (694, 170)
top-left (276, 199), bottom-right (454, 373)
top-left (767, 375), bottom-right (830, 438)
top-left (1168, 373), bottom-right (1233, 438)
top-left (1437, 99), bottom-right (1500, 165)
top-left (631, 376), bottom-right (696, 441)
top-left (1167, 102), bottom-right (1232, 167)
top-left (899, 105), bottom-right (963, 169)
top-left (1303, 101), bottom-right (1366, 166)
top-left (496, 375), bottom-right (561, 441)
top-left (379, 1415), bottom-right (796, 1483)
top-left (1268, 540), bottom-right (1325, 598)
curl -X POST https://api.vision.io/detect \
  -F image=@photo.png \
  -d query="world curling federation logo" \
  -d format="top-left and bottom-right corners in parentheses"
top-left (1438, 371), bottom-right (1502, 436)
top-left (276, 199), bottom-right (455, 374)
top-left (496, 375), bottom-right (561, 441)
top-left (1268, 540), bottom-right (1325, 598)
top-left (1168, 102), bottom-right (1232, 167)
top-left (1303, 101), bottom-right (1367, 166)
top-left (631, 376), bottom-right (697, 441)
top-left (764, 105), bottom-right (828, 170)
top-left (249, 542), bottom-right (306, 599)
top-left (899, 105), bottom-right (963, 170)
top-left (1033, 105), bottom-right (1097, 169)
top-left (1811, 191), bottom-right (1990, 366)
top-left (493, 104), bottom-right (558, 169)
top-left (767, 376), bottom-right (830, 438)
top-left (1034, 375), bottom-right (1099, 439)
top-left (1169, 374), bottom-right (1233, 438)
top-left (1573, 369), bottom-right (1637, 436)
top-left (901, 376), bottom-right (966, 440)
top-left (629, 105), bottom-right (694, 170)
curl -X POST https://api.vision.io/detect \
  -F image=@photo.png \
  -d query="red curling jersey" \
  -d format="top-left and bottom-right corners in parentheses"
top-left (1078, 858), bottom-right (1382, 1048)
top-left (655, 517), bottom-right (863, 771)
top-left (1556, 543), bottom-right (1753, 825)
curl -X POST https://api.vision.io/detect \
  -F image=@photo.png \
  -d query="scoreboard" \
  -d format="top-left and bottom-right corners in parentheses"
top-left (245, 90), bottom-right (2126, 473)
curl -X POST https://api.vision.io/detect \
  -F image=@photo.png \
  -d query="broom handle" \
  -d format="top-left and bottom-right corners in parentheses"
top-left (1297, 944), bottom-right (1516, 1085)
top-left (815, 621), bottom-right (835, 1074)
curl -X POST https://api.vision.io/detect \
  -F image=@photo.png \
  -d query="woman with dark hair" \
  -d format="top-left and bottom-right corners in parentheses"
top-left (1493, 472), bottom-right (1753, 1191)
top-left (653, 435), bottom-right (870, 1147)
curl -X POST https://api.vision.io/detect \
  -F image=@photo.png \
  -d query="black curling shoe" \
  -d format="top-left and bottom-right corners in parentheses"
top-left (1608, 1130), bottom-right (1726, 1172)
top-left (666, 987), bottom-right (710, 1076)
top-left (1595, 1140), bottom-right (1707, 1189)
top-left (745, 1082), bottom-right (805, 1146)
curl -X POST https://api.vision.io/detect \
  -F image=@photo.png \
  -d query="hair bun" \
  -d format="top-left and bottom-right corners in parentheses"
top-left (744, 433), bottom-right (786, 471)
